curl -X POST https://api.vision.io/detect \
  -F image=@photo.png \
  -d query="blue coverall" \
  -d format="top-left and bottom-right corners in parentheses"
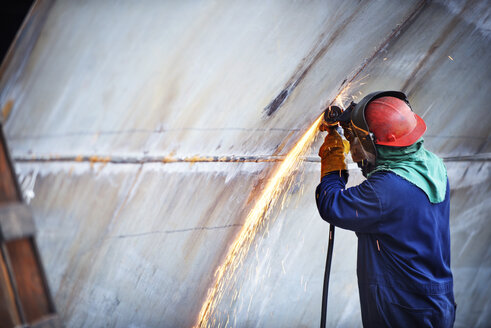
top-left (316, 170), bottom-right (456, 328)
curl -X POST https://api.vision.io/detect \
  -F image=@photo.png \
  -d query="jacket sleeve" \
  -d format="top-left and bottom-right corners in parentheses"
top-left (315, 171), bottom-right (384, 233)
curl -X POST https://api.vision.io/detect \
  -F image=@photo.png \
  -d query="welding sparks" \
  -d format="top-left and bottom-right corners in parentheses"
top-left (195, 115), bottom-right (323, 327)
top-left (334, 75), bottom-right (368, 107)
top-left (195, 80), bottom-right (358, 326)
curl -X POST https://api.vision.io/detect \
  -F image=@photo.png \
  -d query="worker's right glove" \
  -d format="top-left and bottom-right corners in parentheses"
top-left (318, 128), bottom-right (347, 179)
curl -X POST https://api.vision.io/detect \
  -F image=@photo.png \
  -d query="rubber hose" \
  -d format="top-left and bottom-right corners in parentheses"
top-left (320, 224), bottom-right (335, 328)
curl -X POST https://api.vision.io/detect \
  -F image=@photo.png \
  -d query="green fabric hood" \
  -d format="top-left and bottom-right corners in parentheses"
top-left (368, 139), bottom-right (447, 203)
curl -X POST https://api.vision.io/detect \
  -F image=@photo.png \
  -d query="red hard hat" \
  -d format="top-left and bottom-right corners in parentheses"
top-left (365, 96), bottom-right (426, 147)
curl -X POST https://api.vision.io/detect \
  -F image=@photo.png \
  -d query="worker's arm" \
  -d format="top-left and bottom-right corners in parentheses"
top-left (317, 126), bottom-right (383, 232)
top-left (315, 171), bottom-right (383, 233)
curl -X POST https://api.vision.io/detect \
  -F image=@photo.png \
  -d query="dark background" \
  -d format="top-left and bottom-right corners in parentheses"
top-left (0, 1), bottom-right (34, 64)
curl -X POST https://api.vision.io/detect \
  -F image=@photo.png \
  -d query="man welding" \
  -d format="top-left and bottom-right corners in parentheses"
top-left (315, 91), bottom-right (456, 327)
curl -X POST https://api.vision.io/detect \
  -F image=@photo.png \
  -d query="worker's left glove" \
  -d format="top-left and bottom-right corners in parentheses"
top-left (318, 128), bottom-right (347, 179)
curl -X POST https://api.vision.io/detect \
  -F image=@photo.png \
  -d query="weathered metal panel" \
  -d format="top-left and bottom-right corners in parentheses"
top-left (3, 0), bottom-right (421, 158)
top-left (18, 162), bottom-right (275, 327)
top-left (0, 0), bottom-right (489, 327)
top-left (335, 0), bottom-right (491, 158)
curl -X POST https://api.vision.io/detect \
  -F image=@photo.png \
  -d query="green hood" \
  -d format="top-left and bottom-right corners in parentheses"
top-left (368, 139), bottom-right (447, 203)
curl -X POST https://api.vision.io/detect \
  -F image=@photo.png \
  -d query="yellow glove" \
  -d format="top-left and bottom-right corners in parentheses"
top-left (318, 128), bottom-right (347, 179)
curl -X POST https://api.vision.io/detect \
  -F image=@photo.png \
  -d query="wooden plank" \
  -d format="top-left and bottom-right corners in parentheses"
top-left (5, 238), bottom-right (52, 324)
top-left (0, 203), bottom-right (35, 241)
top-left (0, 126), bottom-right (20, 204)
top-left (0, 249), bottom-right (21, 327)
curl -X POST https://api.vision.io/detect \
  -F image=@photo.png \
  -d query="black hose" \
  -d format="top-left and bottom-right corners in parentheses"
top-left (320, 224), bottom-right (335, 328)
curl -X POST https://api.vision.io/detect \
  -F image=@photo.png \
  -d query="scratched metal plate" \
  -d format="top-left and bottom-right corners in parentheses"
top-left (1, 0), bottom-right (489, 327)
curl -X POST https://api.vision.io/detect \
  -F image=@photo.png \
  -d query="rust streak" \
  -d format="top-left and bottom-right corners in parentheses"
top-left (14, 152), bottom-right (490, 164)
top-left (1, 100), bottom-right (14, 121)
top-left (13, 154), bottom-right (317, 164)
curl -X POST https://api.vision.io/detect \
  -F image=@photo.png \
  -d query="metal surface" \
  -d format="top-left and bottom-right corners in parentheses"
top-left (0, 0), bottom-right (489, 327)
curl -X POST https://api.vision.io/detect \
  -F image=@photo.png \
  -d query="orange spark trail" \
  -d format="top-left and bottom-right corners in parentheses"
top-left (195, 114), bottom-right (323, 327)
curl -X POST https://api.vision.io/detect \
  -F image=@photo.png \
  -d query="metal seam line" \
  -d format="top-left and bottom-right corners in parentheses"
top-left (12, 154), bottom-right (491, 164)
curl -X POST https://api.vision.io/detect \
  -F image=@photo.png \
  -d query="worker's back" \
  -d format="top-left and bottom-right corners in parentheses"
top-left (356, 171), bottom-right (452, 292)
top-left (316, 170), bottom-right (455, 327)
top-left (356, 171), bottom-right (455, 327)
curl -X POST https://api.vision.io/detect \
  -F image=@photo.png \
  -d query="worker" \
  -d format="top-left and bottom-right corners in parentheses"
top-left (315, 91), bottom-right (456, 327)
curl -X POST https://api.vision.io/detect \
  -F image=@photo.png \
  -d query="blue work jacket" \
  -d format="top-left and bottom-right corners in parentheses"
top-left (316, 170), bottom-right (455, 328)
